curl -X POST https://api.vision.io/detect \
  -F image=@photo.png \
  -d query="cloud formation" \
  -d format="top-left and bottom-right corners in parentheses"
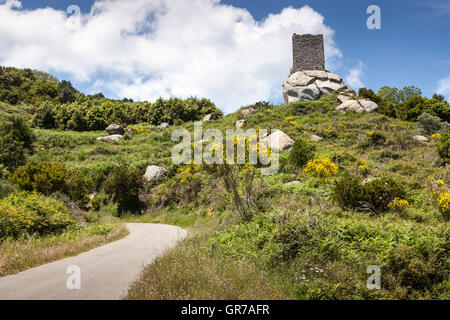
top-left (344, 60), bottom-right (365, 90)
top-left (0, 0), bottom-right (342, 113)
top-left (437, 76), bottom-right (450, 101)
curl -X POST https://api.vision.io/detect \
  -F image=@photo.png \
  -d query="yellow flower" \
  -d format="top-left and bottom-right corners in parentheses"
top-left (389, 198), bottom-right (409, 212)
top-left (304, 157), bottom-right (339, 178)
top-left (368, 131), bottom-right (374, 136)
top-left (432, 133), bottom-right (442, 141)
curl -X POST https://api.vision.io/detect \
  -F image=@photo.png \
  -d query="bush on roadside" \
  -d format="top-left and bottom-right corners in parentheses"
top-left (103, 160), bottom-right (144, 215)
top-left (0, 191), bottom-right (75, 239)
top-left (11, 160), bottom-right (93, 207)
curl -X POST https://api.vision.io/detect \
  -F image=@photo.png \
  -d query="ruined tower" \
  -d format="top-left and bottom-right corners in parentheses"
top-left (291, 34), bottom-right (325, 74)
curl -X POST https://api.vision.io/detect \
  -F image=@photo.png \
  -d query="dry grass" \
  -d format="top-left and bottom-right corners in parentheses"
top-left (0, 223), bottom-right (129, 277)
top-left (125, 235), bottom-right (288, 300)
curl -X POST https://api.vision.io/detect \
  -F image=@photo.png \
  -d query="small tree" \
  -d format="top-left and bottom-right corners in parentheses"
top-left (104, 161), bottom-right (144, 215)
top-left (0, 115), bottom-right (35, 171)
top-left (32, 101), bottom-right (56, 129)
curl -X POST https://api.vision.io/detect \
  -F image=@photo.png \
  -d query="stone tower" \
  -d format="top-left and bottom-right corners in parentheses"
top-left (291, 33), bottom-right (325, 74)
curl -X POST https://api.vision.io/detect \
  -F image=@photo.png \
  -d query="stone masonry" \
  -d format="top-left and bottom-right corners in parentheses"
top-left (290, 33), bottom-right (325, 74)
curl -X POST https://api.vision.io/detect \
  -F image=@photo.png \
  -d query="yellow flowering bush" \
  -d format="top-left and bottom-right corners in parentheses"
top-left (353, 158), bottom-right (370, 176)
top-left (427, 176), bottom-right (450, 220)
top-left (177, 160), bottom-right (200, 184)
top-left (436, 193), bottom-right (450, 220)
top-left (0, 192), bottom-right (75, 239)
top-left (208, 133), bottom-right (272, 221)
top-left (431, 133), bottom-right (442, 141)
top-left (126, 125), bottom-right (151, 134)
top-left (282, 116), bottom-right (298, 127)
top-left (304, 157), bottom-right (339, 178)
top-left (389, 198), bottom-right (410, 213)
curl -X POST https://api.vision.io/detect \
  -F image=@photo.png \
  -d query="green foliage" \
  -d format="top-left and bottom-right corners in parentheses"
top-left (363, 178), bottom-right (407, 213)
top-left (11, 160), bottom-right (66, 195)
top-left (64, 169), bottom-right (94, 207)
top-left (57, 80), bottom-right (78, 104)
top-left (0, 115), bottom-right (35, 171)
top-left (384, 246), bottom-right (446, 295)
top-left (0, 66), bottom-right (60, 105)
top-left (378, 85), bottom-right (422, 104)
top-left (358, 88), bottom-right (381, 103)
top-left (332, 175), bottom-right (365, 210)
top-left (147, 97), bottom-right (222, 125)
top-left (289, 139), bottom-right (316, 168)
top-left (32, 101), bottom-right (56, 129)
top-left (333, 175), bottom-right (407, 213)
top-left (417, 112), bottom-right (449, 135)
top-left (437, 129), bottom-right (450, 164)
top-left (28, 96), bottom-right (221, 131)
top-left (103, 161), bottom-right (144, 215)
top-left (432, 93), bottom-right (446, 102)
top-left (397, 96), bottom-right (450, 122)
top-left (11, 160), bottom-right (92, 206)
top-left (0, 191), bottom-right (75, 239)
top-left (209, 214), bottom-right (277, 262)
top-left (376, 86), bottom-right (425, 118)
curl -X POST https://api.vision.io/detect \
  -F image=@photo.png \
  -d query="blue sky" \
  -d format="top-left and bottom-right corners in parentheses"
top-left (2, 0), bottom-right (450, 111)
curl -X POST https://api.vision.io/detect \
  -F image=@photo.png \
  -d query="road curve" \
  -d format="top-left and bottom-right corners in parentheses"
top-left (0, 223), bottom-right (186, 300)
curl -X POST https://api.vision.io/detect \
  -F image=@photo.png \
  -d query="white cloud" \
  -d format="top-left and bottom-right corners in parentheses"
top-left (0, 0), bottom-right (342, 113)
top-left (437, 76), bottom-right (450, 101)
top-left (344, 60), bottom-right (365, 90)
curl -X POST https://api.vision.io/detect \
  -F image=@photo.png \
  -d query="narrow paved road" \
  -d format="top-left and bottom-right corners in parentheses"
top-left (0, 223), bottom-right (186, 300)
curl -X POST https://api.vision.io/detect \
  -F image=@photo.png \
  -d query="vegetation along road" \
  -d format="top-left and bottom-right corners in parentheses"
top-left (0, 223), bottom-right (186, 300)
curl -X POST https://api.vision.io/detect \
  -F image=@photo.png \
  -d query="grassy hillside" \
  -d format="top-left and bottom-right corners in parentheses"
top-left (0, 67), bottom-right (448, 299)
top-left (123, 94), bottom-right (449, 300)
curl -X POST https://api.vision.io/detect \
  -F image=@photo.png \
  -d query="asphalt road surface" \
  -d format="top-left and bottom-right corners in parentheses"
top-left (0, 223), bottom-right (186, 300)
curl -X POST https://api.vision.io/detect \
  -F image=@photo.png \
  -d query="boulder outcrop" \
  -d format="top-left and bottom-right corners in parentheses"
top-left (283, 70), bottom-right (355, 104)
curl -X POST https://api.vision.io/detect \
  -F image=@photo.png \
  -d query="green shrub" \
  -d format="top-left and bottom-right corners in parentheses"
top-left (358, 88), bottom-right (381, 103)
top-left (0, 180), bottom-right (17, 200)
top-left (147, 97), bottom-right (222, 125)
top-left (363, 178), bottom-right (407, 213)
top-left (273, 219), bottom-right (315, 262)
top-left (103, 161), bottom-right (144, 215)
top-left (385, 246), bottom-right (444, 293)
top-left (378, 85), bottom-right (422, 104)
top-left (333, 175), bottom-right (365, 210)
top-left (11, 160), bottom-right (92, 206)
top-left (11, 160), bottom-right (67, 195)
top-left (289, 139), bottom-right (316, 168)
top-left (417, 112), bottom-right (449, 135)
top-left (0, 115), bottom-right (35, 171)
top-left (65, 169), bottom-right (94, 207)
top-left (0, 191), bottom-right (75, 239)
top-left (397, 96), bottom-right (450, 122)
top-left (32, 101), bottom-right (56, 129)
top-left (333, 175), bottom-right (407, 213)
top-left (437, 129), bottom-right (450, 164)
